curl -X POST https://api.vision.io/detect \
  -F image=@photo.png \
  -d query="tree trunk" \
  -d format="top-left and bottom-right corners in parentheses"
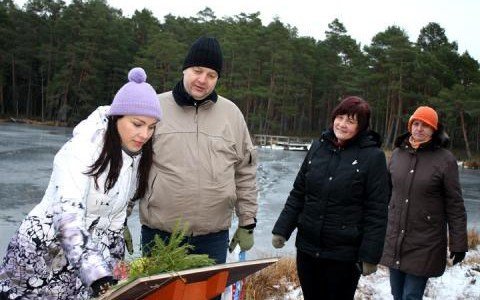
top-left (308, 81), bottom-right (313, 133)
top-left (393, 95), bottom-right (402, 145)
top-left (244, 67), bottom-right (252, 123)
top-left (459, 108), bottom-right (472, 159)
top-left (0, 84), bottom-right (4, 114)
top-left (229, 50), bottom-right (235, 90)
top-left (280, 81), bottom-right (286, 135)
top-left (393, 69), bottom-right (403, 144)
top-left (264, 56), bottom-right (275, 135)
top-left (41, 70), bottom-right (45, 122)
top-left (476, 116), bottom-right (479, 152)
top-left (59, 54), bottom-right (77, 123)
top-left (323, 95), bottom-right (332, 130)
top-left (27, 73), bottom-right (32, 117)
top-left (383, 83), bottom-right (391, 146)
top-left (252, 96), bottom-right (258, 133)
top-left (12, 54), bottom-right (17, 117)
top-left (385, 92), bottom-right (396, 149)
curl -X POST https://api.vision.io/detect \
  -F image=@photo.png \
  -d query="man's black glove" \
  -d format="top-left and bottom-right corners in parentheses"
top-left (91, 276), bottom-right (117, 297)
top-left (449, 251), bottom-right (466, 265)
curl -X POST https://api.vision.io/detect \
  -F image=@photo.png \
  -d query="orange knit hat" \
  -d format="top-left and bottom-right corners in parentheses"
top-left (408, 106), bottom-right (438, 132)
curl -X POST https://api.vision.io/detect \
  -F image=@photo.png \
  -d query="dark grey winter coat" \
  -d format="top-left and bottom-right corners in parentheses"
top-left (272, 129), bottom-right (390, 264)
top-left (380, 128), bottom-right (468, 277)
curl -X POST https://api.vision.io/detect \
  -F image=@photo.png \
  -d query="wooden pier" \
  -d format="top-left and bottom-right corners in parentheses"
top-left (253, 134), bottom-right (313, 151)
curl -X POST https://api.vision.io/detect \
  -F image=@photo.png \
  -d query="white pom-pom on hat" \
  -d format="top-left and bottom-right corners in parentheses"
top-left (128, 67), bottom-right (147, 83)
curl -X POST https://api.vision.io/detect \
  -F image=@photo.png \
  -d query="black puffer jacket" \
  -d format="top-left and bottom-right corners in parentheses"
top-left (272, 129), bottom-right (390, 263)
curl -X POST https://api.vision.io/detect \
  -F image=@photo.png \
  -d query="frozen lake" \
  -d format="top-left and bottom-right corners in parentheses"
top-left (0, 122), bottom-right (479, 261)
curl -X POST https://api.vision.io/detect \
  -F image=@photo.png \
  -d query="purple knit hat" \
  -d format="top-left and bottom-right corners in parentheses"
top-left (108, 67), bottom-right (162, 120)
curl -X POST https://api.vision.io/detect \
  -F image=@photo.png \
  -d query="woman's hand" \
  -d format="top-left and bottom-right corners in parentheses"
top-left (91, 276), bottom-right (117, 297)
top-left (272, 234), bottom-right (286, 248)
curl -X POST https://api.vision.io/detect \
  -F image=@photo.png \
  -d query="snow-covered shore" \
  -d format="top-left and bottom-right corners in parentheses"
top-left (277, 248), bottom-right (480, 299)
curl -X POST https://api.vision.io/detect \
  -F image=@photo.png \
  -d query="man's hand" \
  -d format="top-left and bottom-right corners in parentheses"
top-left (91, 276), bottom-right (117, 298)
top-left (229, 227), bottom-right (254, 252)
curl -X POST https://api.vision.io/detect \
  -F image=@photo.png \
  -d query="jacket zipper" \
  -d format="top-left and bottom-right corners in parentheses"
top-left (97, 154), bottom-right (135, 252)
top-left (194, 101), bottom-right (201, 228)
top-left (394, 152), bottom-right (416, 264)
top-left (121, 156), bottom-right (135, 218)
top-left (194, 101), bottom-right (198, 124)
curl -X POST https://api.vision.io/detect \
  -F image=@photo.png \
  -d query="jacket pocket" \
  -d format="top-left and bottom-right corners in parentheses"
top-left (297, 212), bottom-right (314, 235)
top-left (146, 172), bottom-right (158, 204)
top-left (323, 224), bottom-right (361, 247)
top-left (350, 170), bottom-right (365, 199)
top-left (247, 146), bottom-right (257, 165)
top-left (340, 224), bottom-right (361, 244)
top-left (406, 210), bottom-right (441, 247)
top-left (422, 209), bottom-right (437, 226)
top-left (386, 203), bottom-right (397, 228)
top-left (207, 137), bottom-right (237, 181)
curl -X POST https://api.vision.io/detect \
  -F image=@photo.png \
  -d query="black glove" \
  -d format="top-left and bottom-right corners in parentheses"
top-left (449, 251), bottom-right (466, 265)
top-left (91, 276), bottom-right (117, 297)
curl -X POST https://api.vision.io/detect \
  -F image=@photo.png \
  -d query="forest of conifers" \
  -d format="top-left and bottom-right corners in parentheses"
top-left (1, 0), bottom-right (480, 156)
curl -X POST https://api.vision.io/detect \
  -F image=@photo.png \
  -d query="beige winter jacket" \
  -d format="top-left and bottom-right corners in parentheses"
top-left (139, 91), bottom-right (258, 236)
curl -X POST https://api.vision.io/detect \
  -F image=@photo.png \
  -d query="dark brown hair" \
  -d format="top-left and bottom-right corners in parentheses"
top-left (331, 96), bottom-right (371, 132)
top-left (85, 116), bottom-right (153, 201)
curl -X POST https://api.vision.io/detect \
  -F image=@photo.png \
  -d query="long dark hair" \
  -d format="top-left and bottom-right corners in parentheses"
top-left (85, 116), bottom-right (153, 201)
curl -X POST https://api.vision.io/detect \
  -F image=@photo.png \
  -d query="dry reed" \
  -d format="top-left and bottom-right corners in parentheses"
top-left (242, 257), bottom-right (299, 300)
top-left (467, 228), bottom-right (480, 250)
top-left (241, 230), bottom-right (480, 299)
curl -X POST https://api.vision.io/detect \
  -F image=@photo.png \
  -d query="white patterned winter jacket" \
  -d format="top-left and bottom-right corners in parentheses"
top-left (27, 106), bottom-right (139, 286)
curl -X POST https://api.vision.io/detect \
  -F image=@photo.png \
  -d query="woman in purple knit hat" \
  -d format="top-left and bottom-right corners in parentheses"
top-left (0, 67), bottom-right (162, 299)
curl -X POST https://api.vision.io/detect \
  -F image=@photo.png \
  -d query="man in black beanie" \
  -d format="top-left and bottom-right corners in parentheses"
top-left (139, 36), bottom-right (258, 277)
top-left (182, 36), bottom-right (223, 78)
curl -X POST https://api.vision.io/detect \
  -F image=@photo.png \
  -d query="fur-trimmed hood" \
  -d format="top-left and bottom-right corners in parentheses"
top-left (394, 123), bottom-right (450, 149)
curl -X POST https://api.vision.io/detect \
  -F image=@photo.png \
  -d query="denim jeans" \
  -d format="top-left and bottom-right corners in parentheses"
top-left (389, 268), bottom-right (429, 300)
top-left (141, 225), bottom-right (229, 264)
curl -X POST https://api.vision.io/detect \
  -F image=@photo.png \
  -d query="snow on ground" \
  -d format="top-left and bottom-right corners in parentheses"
top-left (358, 248), bottom-right (480, 300)
top-left (269, 248), bottom-right (480, 299)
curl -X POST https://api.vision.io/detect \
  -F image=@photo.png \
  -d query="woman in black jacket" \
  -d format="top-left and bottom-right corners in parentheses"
top-left (272, 96), bottom-right (390, 300)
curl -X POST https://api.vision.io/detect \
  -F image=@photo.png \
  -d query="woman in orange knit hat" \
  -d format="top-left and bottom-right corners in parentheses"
top-left (381, 106), bottom-right (468, 300)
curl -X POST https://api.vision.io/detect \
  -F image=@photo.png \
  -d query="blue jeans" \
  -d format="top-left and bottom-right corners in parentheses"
top-left (141, 225), bottom-right (229, 264)
top-left (389, 268), bottom-right (428, 300)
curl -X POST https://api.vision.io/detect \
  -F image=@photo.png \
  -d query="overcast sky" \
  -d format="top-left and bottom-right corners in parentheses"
top-left (14, 0), bottom-right (480, 61)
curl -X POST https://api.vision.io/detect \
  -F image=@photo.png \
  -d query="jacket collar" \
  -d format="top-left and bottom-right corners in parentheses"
top-left (121, 146), bottom-right (141, 157)
top-left (321, 128), bottom-right (382, 149)
top-left (395, 123), bottom-right (450, 150)
top-left (172, 79), bottom-right (218, 107)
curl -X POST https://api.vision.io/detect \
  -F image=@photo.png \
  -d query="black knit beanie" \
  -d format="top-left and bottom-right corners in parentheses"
top-left (182, 36), bottom-right (223, 77)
